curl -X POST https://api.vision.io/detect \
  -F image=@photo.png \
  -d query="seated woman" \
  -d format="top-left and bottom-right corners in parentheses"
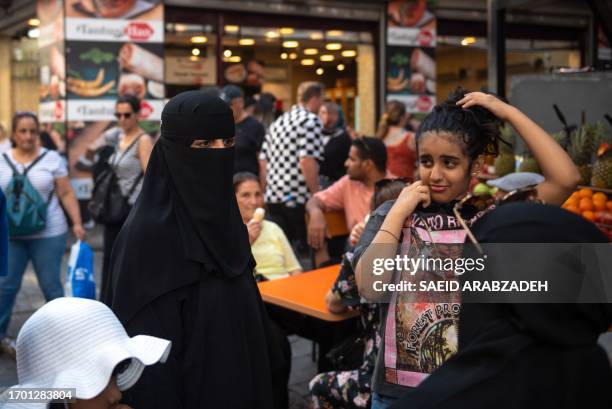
top-left (309, 178), bottom-right (406, 409)
top-left (233, 172), bottom-right (302, 280)
top-left (0, 297), bottom-right (170, 409)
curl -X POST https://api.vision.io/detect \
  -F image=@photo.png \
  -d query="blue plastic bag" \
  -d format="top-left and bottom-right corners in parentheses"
top-left (65, 240), bottom-right (96, 299)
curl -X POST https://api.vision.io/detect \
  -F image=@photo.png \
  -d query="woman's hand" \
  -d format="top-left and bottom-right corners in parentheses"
top-left (456, 92), bottom-right (513, 121)
top-left (390, 181), bottom-right (431, 219)
top-left (247, 221), bottom-right (262, 245)
top-left (72, 224), bottom-right (86, 241)
top-left (349, 221), bottom-right (365, 247)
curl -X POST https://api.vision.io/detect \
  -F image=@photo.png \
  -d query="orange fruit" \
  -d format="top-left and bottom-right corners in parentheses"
top-left (593, 192), bottom-right (607, 202)
top-left (582, 210), bottom-right (596, 222)
top-left (565, 196), bottom-right (579, 207)
top-left (569, 191), bottom-right (581, 202)
top-left (578, 197), bottom-right (594, 212)
top-left (565, 204), bottom-right (580, 215)
top-left (607, 201), bottom-right (612, 212)
top-left (578, 188), bottom-right (594, 198)
top-left (594, 200), bottom-right (606, 211)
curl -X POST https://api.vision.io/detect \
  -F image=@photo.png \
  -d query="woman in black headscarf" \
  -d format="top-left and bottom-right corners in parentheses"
top-left (103, 91), bottom-right (278, 408)
top-left (389, 202), bottom-right (612, 409)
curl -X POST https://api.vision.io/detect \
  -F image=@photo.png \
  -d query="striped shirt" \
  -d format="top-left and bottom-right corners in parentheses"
top-left (0, 148), bottom-right (68, 239)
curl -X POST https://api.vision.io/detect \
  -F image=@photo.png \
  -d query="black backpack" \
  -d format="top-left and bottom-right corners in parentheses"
top-left (88, 134), bottom-right (143, 224)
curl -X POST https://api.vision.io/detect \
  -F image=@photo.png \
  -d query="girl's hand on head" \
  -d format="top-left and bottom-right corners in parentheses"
top-left (456, 92), bottom-right (512, 120)
top-left (391, 181), bottom-right (431, 219)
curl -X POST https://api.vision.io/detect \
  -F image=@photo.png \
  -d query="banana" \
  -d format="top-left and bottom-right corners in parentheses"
top-left (66, 68), bottom-right (105, 89)
top-left (67, 80), bottom-right (116, 97)
top-left (387, 78), bottom-right (410, 92)
top-left (386, 68), bottom-right (405, 86)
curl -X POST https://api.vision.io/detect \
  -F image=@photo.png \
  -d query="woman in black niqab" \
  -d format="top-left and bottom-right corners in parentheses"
top-left (103, 91), bottom-right (277, 408)
top-left (389, 203), bottom-right (612, 409)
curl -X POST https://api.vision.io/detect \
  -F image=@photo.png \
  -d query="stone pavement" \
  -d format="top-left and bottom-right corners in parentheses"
top-left (0, 227), bottom-right (318, 409)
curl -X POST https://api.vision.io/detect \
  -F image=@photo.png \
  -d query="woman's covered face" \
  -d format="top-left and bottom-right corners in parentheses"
top-left (235, 180), bottom-right (263, 222)
top-left (418, 131), bottom-right (476, 203)
top-left (190, 137), bottom-right (236, 149)
top-left (70, 376), bottom-right (122, 409)
top-left (13, 117), bottom-right (39, 152)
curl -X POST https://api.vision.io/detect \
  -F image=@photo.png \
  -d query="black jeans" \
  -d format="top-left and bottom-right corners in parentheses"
top-left (267, 203), bottom-right (307, 250)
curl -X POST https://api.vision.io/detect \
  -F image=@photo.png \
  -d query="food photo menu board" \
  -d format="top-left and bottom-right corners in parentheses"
top-left (386, 0), bottom-right (437, 113)
top-left (64, 0), bottom-right (165, 121)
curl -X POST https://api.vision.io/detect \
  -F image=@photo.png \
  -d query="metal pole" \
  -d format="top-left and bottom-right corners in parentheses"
top-left (487, 0), bottom-right (506, 97)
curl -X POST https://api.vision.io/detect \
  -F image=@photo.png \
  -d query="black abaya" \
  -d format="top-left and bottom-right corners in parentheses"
top-left (103, 92), bottom-right (280, 408)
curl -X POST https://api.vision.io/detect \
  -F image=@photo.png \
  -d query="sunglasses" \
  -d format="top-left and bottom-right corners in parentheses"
top-left (114, 112), bottom-right (133, 119)
top-left (453, 186), bottom-right (542, 254)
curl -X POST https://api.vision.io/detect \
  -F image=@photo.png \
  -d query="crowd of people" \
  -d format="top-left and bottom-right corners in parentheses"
top-left (0, 78), bottom-right (610, 409)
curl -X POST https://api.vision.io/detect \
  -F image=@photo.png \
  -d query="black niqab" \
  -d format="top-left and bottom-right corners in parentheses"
top-left (390, 203), bottom-right (612, 409)
top-left (103, 91), bottom-right (277, 409)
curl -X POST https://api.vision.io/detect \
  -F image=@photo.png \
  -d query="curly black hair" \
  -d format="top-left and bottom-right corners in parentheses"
top-left (416, 88), bottom-right (510, 161)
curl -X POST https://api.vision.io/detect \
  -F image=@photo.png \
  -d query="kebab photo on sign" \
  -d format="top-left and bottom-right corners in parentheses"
top-left (66, 0), bottom-right (162, 20)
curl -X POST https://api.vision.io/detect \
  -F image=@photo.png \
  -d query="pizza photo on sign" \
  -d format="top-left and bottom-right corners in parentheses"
top-left (66, 0), bottom-right (162, 20)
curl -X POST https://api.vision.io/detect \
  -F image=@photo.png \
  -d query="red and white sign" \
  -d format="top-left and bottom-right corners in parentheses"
top-left (386, 94), bottom-right (435, 113)
top-left (387, 27), bottom-right (436, 47)
top-left (39, 100), bottom-right (66, 122)
top-left (65, 18), bottom-right (163, 43)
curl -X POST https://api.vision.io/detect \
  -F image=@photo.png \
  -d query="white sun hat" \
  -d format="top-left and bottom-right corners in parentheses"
top-left (0, 297), bottom-right (171, 408)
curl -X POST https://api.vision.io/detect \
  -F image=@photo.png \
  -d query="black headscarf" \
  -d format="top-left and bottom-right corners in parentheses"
top-left (390, 203), bottom-right (612, 409)
top-left (103, 91), bottom-right (254, 322)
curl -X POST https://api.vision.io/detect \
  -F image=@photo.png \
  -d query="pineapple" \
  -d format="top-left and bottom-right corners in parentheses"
top-left (591, 144), bottom-right (612, 189)
top-left (564, 123), bottom-right (607, 185)
top-left (518, 152), bottom-right (541, 174)
top-left (494, 124), bottom-right (515, 176)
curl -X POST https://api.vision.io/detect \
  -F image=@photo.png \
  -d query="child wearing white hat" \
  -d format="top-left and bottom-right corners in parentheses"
top-left (0, 297), bottom-right (171, 408)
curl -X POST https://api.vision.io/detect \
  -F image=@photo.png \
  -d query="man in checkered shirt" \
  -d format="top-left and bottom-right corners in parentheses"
top-left (259, 81), bottom-right (325, 250)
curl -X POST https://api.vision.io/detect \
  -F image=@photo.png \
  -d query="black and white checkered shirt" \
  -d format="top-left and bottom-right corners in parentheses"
top-left (260, 105), bottom-right (324, 205)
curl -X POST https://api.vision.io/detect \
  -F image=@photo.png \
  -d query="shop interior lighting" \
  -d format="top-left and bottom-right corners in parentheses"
top-left (266, 31), bottom-right (280, 39)
top-left (190, 36), bottom-right (207, 44)
top-left (304, 48), bottom-right (318, 55)
top-left (189, 55), bottom-right (199, 62)
top-left (289, 52), bottom-right (298, 60)
top-left (191, 48), bottom-right (201, 56)
top-left (461, 36), bottom-right (476, 46)
top-left (310, 32), bottom-right (324, 40)
top-left (28, 18), bottom-right (40, 27)
top-left (280, 52), bottom-right (288, 60)
top-left (316, 67), bottom-right (324, 75)
top-left (300, 59), bottom-right (315, 66)
top-left (27, 28), bottom-right (40, 38)
top-left (283, 40), bottom-right (299, 48)
top-left (341, 50), bottom-right (357, 57)
top-left (223, 49), bottom-right (232, 58)
top-left (325, 43), bottom-right (342, 50)
top-left (239, 38), bottom-right (255, 46)
top-left (225, 25), bottom-right (240, 33)
top-left (228, 56), bottom-right (241, 63)
top-left (280, 27), bottom-right (294, 35)
top-left (337, 63), bottom-right (345, 71)
top-left (326, 30), bottom-right (343, 37)
top-left (320, 54), bottom-right (334, 62)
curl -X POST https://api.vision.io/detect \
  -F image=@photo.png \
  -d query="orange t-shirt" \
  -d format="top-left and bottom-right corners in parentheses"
top-left (314, 175), bottom-right (374, 230)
